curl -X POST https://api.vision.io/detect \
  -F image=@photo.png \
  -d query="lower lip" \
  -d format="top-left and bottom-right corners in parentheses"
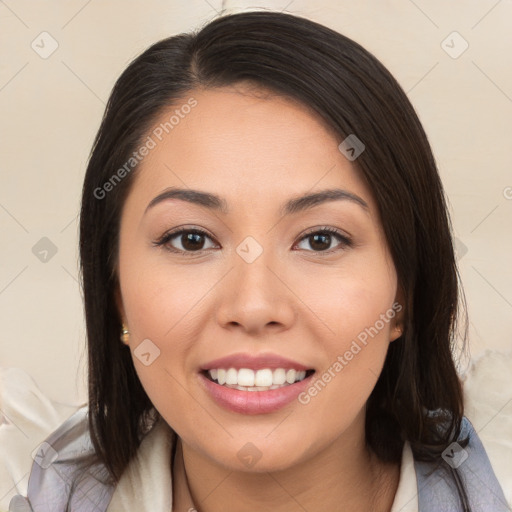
top-left (198, 372), bottom-right (314, 415)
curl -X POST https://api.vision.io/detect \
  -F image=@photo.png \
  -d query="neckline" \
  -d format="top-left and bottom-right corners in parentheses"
top-left (171, 435), bottom-right (198, 511)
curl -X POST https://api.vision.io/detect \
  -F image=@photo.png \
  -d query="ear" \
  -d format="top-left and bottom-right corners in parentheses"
top-left (389, 285), bottom-right (405, 342)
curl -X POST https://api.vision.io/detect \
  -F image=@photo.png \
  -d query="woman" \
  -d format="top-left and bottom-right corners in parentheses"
top-left (9, 10), bottom-right (509, 512)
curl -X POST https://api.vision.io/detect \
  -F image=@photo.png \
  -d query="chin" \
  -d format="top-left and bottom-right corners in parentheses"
top-left (198, 432), bottom-right (314, 474)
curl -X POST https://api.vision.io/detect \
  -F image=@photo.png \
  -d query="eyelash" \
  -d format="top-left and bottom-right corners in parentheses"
top-left (152, 225), bottom-right (353, 257)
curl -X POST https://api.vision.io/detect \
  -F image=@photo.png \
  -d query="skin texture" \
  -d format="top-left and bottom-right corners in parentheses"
top-left (115, 84), bottom-right (404, 511)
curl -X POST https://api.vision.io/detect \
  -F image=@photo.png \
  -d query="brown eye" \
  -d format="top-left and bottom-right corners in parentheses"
top-left (177, 231), bottom-right (207, 251)
top-left (295, 227), bottom-right (352, 253)
top-left (154, 228), bottom-right (217, 254)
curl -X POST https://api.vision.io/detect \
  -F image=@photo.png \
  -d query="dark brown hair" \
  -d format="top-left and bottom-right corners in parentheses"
top-left (76, 9), bottom-right (470, 509)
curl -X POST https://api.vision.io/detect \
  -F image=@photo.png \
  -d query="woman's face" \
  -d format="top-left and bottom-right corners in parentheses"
top-left (116, 84), bottom-right (403, 472)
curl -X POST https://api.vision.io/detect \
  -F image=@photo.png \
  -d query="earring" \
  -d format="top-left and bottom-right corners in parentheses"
top-left (120, 323), bottom-right (130, 343)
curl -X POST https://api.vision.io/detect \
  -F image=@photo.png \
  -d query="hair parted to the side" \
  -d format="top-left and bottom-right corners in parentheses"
top-left (77, 9), bottom-right (471, 509)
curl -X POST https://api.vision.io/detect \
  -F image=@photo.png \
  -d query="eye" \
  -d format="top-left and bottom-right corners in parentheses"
top-left (153, 227), bottom-right (218, 255)
top-left (294, 227), bottom-right (353, 253)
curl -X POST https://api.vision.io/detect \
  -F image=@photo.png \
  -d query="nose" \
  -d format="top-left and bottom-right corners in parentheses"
top-left (215, 245), bottom-right (296, 337)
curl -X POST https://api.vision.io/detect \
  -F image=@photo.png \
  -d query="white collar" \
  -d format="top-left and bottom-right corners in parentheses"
top-left (390, 441), bottom-right (419, 512)
top-left (107, 416), bottom-right (175, 511)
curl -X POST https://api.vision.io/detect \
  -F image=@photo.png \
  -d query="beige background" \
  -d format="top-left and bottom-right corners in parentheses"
top-left (0, 0), bottom-right (511, 407)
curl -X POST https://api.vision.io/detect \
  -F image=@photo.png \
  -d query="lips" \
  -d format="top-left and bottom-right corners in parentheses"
top-left (198, 352), bottom-right (315, 414)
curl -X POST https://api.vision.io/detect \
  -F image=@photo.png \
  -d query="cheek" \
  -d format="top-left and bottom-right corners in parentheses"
top-left (118, 263), bottom-right (206, 432)
top-left (294, 290), bottom-right (396, 445)
top-left (116, 247), bottom-right (192, 390)
top-left (294, 251), bottom-right (397, 399)
top-left (119, 247), bottom-right (217, 342)
top-left (298, 253), bottom-right (397, 344)
top-left (117, 251), bottom-right (223, 405)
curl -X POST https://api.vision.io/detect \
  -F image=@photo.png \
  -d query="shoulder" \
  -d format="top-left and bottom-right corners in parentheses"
top-left (9, 406), bottom-right (115, 512)
top-left (414, 412), bottom-right (510, 511)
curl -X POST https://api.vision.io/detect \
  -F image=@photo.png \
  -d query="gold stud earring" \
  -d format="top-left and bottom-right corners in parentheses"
top-left (120, 323), bottom-right (130, 344)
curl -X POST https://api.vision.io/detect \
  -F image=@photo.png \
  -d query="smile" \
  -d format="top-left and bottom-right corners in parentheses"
top-left (198, 353), bottom-right (316, 414)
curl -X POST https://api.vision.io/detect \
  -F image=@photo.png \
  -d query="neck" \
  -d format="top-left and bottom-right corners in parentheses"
top-left (172, 412), bottom-right (401, 512)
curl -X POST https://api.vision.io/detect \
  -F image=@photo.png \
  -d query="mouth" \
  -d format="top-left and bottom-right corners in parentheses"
top-left (198, 362), bottom-right (316, 415)
top-left (198, 352), bottom-right (316, 414)
top-left (201, 367), bottom-right (316, 392)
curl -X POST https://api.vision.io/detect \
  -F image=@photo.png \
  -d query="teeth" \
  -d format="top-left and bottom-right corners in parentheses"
top-left (225, 368), bottom-right (238, 385)
top-left (207, 367), bottom-right (309, 389)
top-left (238, 368), bottom-right (255, 387)
top-left (273, 368), bottom-right (286, 385)
top-left (255, 369), bottom-right (273, 387)
top-left (286, 369), bottom-right (297, 384)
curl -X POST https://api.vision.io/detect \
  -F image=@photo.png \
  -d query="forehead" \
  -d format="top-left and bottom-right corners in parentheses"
top-left (126, 84), bottom-right (374, 214)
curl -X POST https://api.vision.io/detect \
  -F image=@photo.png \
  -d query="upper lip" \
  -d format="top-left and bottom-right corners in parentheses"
top-left (200, 352), bottom-right (313, 372)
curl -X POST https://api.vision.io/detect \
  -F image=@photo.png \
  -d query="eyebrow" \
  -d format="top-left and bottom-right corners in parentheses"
top-left (144, 187), bottom-right (369, 216)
